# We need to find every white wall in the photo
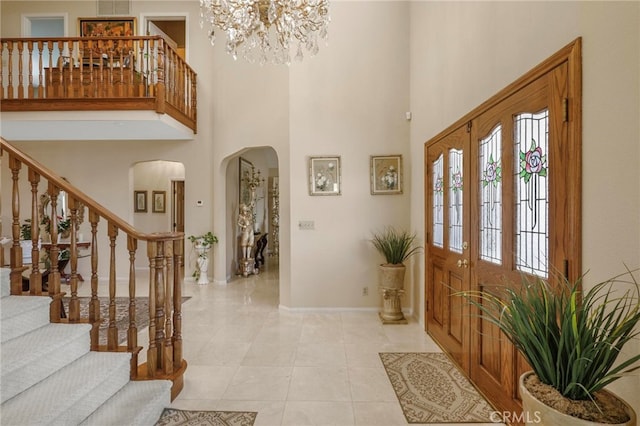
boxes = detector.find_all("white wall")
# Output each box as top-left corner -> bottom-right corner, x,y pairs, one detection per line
409,0 -> 640,410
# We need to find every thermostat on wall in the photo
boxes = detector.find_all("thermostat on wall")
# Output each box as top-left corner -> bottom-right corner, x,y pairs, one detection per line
196,200 -> 203,206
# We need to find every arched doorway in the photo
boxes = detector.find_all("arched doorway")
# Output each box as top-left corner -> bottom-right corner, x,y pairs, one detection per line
224,147 -> 279,282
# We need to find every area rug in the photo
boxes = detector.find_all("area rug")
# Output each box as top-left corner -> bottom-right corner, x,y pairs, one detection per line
379,352 -> 494,423
62,296 -> 190,346
155,408 -> 257,426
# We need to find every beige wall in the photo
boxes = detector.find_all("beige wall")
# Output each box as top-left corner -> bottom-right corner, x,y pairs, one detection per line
409,0 -> 640,408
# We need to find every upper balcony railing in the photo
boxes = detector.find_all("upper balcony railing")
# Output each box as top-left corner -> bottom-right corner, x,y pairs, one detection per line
0,36 -> 197,133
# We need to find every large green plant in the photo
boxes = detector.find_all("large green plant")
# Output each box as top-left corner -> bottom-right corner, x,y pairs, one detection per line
461,267 -> 640,401
371,227 -> 422,265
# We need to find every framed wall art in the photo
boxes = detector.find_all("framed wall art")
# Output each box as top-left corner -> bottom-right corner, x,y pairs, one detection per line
78,17 -> 136,37
309,156 -> 341,196
152,190 -> 166,213
370,154 -> 403,195
134,190 -> 147,212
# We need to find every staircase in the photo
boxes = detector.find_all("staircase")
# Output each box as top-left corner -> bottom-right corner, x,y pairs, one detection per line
0,267 -> 171,425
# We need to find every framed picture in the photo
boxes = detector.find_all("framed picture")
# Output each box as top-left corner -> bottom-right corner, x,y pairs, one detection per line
309,156 -> 341,196
370,155 -> 403,195
152,191 -> 166,213
78,17 -> 136,37
239,157 -> 253,206
134,190 -> 147,212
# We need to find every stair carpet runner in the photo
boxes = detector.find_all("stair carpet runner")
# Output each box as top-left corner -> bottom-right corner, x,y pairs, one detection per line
0,268 -> 171,425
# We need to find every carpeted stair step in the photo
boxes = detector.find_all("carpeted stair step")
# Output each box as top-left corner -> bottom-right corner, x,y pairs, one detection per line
81,380 -> 172,426
1,295 -> 51,342
0,351 -> 132,426
1,322 -> 92,403
1,267 -> 9,297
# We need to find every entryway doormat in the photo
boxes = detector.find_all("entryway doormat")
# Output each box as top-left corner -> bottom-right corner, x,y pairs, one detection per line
156,408 -> 257,426
379,352 -> 494,423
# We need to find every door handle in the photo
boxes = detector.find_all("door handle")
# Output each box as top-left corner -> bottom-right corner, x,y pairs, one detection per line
457,259 -> 469,268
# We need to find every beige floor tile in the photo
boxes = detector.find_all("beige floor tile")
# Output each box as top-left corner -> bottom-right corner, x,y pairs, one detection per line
223,366 -> 293,401
281,401 -> 355,426
288,366 -> 351,401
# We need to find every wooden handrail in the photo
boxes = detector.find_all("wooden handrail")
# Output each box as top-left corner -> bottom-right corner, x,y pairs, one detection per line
0,36 -> 197,133
0,137 -> 187,399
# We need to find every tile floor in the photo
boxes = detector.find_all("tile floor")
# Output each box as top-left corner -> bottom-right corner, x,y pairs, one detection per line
164,258 -> 502,426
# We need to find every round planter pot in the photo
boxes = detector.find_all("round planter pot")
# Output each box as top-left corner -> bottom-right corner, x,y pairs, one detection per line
378,264 -> 406,290
520,371 -> 637,426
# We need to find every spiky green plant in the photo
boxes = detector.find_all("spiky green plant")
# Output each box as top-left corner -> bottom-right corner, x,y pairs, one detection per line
371,227 -> 422,265
460,267 -> 640,401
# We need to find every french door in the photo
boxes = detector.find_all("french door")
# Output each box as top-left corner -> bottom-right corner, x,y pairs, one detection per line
425,39 -> 581,414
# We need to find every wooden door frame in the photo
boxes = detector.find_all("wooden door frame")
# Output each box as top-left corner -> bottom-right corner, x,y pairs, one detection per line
424,37 -> 582,412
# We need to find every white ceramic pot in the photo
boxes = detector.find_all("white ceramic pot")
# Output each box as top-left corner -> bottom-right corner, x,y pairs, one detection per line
519,371 -> 637,426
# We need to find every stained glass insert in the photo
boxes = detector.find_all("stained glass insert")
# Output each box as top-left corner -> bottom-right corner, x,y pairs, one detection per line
479,125 -> 502,264
432,153 -> 444,248
515,110 -> 549,278
449,149 -> 463,253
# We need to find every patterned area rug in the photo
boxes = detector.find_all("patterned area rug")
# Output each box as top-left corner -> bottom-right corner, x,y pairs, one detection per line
155,409 -> 257,426
62,296 -> 190,346
379,352 -> 494,423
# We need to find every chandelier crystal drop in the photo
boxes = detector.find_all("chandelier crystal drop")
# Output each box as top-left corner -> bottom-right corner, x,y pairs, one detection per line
199,0 -> 330,65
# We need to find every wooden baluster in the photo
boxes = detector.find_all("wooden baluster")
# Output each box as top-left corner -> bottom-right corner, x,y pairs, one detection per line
46,41 -> 54,98
68,197 -> 80,322
137,40 -> 145,96
28,169 -> 42,295
9,155 -> 22,294
107,222 -> 118,350
89,210 -> 100,350
0,41 -> 4,100
47,184 -> 61,296
127,235 -> 138,351
17,41 -> 24,99
155,39 -> 165,113
146,241 -> 158,377
154,240 -> 166,372
37,41 -> 44,99
7,41 -> 14,99
191,71 -> 198,132
27,41 -> 34,99
163,240 -> 174,375
172,238 -> 184,369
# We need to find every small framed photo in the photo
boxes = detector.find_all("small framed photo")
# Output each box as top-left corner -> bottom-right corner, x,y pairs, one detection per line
134,190 -> 147,212
152,190 -> 166,213
309,156 -> 341,196
370,155 -> 403,195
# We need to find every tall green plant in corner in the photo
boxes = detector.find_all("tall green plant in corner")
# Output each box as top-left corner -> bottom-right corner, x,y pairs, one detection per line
371,227 -> 421,265
460,266 -> 640,424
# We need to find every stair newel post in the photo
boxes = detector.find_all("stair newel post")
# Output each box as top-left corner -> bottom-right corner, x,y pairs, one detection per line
9,155 -> 23,295
68,198 -> 79,321
89,210 -> 100,350
154,240 -> 167,373
28,168 -> 42,294
127,235 -> 139,378
163,239 -> 174,375
172,237 -> 184,369
107,222 -> 119,350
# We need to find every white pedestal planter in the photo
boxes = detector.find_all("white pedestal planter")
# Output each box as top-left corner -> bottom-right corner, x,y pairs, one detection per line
195,245 -> 209,285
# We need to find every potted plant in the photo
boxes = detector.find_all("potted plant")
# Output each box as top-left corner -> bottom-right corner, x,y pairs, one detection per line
188,232 -> 218,285
461,268 -> 640,425
19,219 -> 39,264
371,227 -> 422,323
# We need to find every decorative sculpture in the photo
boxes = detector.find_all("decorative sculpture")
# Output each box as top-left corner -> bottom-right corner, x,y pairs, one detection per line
238,164 -> 263,277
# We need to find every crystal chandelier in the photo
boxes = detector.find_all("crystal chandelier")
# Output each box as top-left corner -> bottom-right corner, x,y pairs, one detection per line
199,0 -> 330,65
